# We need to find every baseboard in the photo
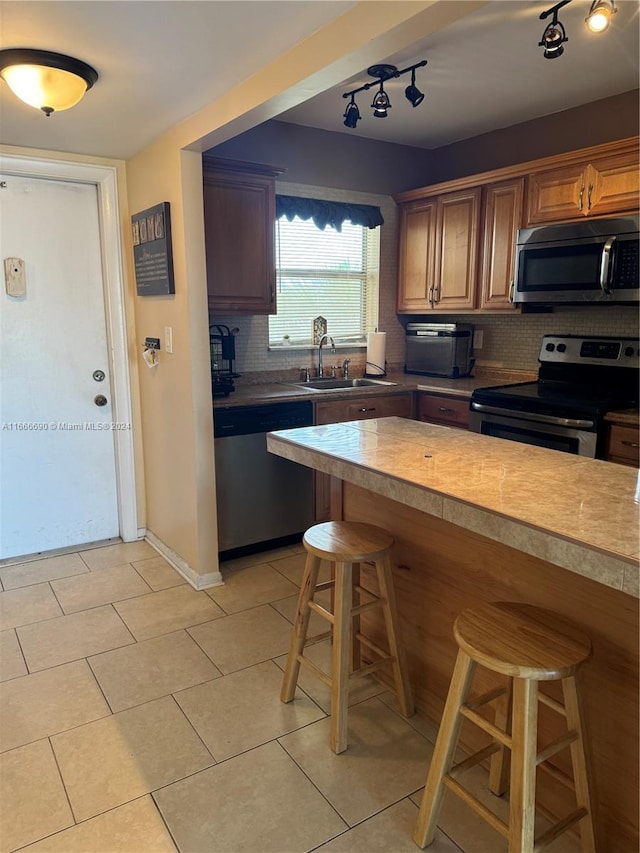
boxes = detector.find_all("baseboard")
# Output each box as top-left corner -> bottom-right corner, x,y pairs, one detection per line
144,530 -> 223,590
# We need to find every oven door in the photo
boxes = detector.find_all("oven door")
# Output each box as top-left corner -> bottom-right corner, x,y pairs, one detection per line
468,405 -> 598,457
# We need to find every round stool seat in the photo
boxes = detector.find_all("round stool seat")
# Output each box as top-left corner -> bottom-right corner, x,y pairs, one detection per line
454,601 -> 592,682
303,521 -> 394,563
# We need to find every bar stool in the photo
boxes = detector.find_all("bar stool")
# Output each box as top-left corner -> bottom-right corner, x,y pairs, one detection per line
280,521 -> 414,754
414,601 -> 597,853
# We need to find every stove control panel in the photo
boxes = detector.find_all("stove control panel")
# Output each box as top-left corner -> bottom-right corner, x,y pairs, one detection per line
539,335 -> 639,368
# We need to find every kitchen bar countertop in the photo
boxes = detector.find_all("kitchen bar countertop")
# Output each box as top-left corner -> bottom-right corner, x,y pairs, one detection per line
267,417 -> 639,597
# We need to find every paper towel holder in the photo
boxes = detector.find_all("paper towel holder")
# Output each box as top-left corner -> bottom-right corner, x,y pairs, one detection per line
365,362 -> 387,377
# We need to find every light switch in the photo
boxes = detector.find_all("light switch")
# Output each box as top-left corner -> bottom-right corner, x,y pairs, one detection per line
164,326 -> 173,354
4,258 -> 26,297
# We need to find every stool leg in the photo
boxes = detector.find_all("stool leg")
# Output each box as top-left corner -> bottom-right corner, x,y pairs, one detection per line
280,553 -> 322,703
489,677 -> 513,797
351,561 -> 361,674
562,675 -> 598,853
375,553 -> 414,717
414,650 -> 476,848
331,561 -> 352,754
509,677 -> 538,853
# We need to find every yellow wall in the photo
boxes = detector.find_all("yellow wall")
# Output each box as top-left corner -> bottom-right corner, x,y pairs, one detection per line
125,1 -> 487,582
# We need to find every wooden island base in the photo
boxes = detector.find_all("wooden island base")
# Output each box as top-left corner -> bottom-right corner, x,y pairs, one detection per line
335,480 -> 639,853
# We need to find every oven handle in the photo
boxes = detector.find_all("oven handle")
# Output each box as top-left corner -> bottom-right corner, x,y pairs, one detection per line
470,401 -> 595,429
599,236 -> 616,296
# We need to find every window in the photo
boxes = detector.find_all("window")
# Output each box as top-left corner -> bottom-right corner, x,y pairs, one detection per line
268,215 -> 379,347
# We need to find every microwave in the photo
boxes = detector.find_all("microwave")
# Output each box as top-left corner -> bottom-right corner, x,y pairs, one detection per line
513,215 -> 639,305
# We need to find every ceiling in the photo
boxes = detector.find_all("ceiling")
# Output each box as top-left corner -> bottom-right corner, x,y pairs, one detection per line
0,1 -> 638,161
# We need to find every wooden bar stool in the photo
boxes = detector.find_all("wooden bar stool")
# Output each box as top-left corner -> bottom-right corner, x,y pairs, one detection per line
414,602 -> 597,853
280,521 -> 414,754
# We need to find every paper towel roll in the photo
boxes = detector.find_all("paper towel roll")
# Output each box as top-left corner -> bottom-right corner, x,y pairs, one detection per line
366,332 -> 386,376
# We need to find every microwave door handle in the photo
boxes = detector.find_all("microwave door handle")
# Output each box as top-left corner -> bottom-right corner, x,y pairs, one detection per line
599,236 -> 616,296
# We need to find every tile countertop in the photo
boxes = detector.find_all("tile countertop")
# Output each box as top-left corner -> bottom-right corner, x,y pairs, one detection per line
212,369 -> 536,409
267,417 -> 640,598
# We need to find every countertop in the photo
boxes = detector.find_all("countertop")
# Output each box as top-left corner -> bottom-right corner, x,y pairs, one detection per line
604,408 -> 640,428
267,417 -> 639,597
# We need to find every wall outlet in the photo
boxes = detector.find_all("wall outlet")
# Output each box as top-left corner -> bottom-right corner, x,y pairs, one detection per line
473,330 -> 484,349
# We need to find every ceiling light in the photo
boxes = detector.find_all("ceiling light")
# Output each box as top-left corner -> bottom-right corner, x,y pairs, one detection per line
585,0 -> 617,32
0,49 -> 98,116
341,59 -> 427,128
404,69 -> 424,108
539,1 -> 571,58
343,95 -> 360,129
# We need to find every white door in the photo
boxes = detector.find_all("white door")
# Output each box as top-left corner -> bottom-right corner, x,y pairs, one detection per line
0,174 -> 120,558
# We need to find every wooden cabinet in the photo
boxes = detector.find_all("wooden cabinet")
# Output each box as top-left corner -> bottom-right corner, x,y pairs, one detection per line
203,158 -> 281,314
314,392 -> 413,520
397,201 -> 437,312
480,178 -> 524,309
525,149 -> 639,226
606,423 -> 640,468
417,392 -> 470,429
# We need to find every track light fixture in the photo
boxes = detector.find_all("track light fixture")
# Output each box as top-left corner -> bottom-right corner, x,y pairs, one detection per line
0,48 -> 98,115
341,59 -> 427,128
538,0 -> 617,58
585,0 -> 617,32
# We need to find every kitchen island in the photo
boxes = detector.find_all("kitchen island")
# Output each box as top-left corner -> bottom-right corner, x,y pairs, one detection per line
267,417 -> 639,852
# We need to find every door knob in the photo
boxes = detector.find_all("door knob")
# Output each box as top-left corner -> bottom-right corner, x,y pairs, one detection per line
94,395 -> 108,407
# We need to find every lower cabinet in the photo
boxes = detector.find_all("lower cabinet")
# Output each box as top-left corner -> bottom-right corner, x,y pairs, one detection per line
606,424 -> 640,468
417,392 -> 470,429
314,392 -> 413,520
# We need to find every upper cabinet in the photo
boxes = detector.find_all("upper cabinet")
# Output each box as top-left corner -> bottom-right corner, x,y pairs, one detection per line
203,158 -> 282,315
525,146 -> 639,226
395,137 -> 638,315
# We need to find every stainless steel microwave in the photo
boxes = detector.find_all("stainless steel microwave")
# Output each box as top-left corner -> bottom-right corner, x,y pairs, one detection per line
513,215 -> 639,305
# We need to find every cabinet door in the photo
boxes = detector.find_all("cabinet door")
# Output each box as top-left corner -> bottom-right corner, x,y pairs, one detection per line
397,200 -> 438,312
525,163 -> 588,225
479,179 -> 524,310
204,171 -> 276,314
433,188 -> 480,311
586,152 -> 640,218
417,393 -> 470,429
315,393 -> 412,426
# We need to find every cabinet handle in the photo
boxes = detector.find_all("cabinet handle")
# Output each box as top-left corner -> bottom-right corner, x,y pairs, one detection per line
428,286 -> 434,308
508,280 -> 515,303
587,183 -> 593,211
438,406 -> 454,413
433,286 -> 439,305
578,184 -> 584,210
359,407 -> 376,413
621,440 -> 640,448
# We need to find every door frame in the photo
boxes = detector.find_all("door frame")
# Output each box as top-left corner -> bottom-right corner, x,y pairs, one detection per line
0,151 -> 138,544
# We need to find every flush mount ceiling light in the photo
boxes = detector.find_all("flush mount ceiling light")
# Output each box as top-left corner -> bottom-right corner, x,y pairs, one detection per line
585,0 -> 617,32
0,48 -> 98,116
342,59 -> 427,128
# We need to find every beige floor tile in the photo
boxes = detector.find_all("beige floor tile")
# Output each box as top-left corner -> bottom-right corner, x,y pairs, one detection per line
269,551 -> 332,586
0,629 -> 27,681
0,660 -> 110,752
188,604 -> 294,674
279,696 -> 432,827
379,692 -> 441,744
175,659 -> 325,761
17,604 -> 134,672
51,564 -> 152,614
219,543 -> 301,573
270,587 -> 333,636
79,540 -> 157,571
131,555 -> 186,590
273,638 -> 387,714
51,695 -> 213,822
0,583 -> 63,630
20,796 -> 177,852
89,630 -> 221,712
0,552 -> 88,591
114,584 -> 224,641
154,740 -> 347,852
0,739 -> 74,851
316,798 -> 462,852
206,561 -> 299,614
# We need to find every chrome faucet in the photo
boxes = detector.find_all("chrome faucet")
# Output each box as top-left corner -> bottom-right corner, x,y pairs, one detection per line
342,358 -> 351,379
317,334 -> 335,378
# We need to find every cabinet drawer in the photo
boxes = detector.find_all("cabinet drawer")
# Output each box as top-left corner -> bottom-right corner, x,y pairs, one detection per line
418,394 -> 470,428
315,393 -> 412,426
606,424 -> 640,467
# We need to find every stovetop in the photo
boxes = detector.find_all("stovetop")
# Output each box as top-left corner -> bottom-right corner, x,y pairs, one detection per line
472,379 -> 638,419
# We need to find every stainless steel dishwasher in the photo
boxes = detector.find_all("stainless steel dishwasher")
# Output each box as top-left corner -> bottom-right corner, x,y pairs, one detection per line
213,401 -> 314,555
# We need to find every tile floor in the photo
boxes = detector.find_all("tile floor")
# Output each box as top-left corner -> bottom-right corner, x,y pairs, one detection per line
0,540 -> 581,853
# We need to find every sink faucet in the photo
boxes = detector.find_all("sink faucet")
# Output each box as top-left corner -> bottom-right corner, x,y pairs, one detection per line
342,358 -> 351,379
318,334 -> 335,378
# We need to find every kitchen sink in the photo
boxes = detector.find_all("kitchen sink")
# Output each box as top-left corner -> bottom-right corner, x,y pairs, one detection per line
286,378 -> 398,391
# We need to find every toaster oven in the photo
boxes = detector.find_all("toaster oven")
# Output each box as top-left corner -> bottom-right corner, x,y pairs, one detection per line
405,323 -> 474,378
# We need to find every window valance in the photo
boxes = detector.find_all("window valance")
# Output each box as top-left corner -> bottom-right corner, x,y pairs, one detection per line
276,195 -> 384,232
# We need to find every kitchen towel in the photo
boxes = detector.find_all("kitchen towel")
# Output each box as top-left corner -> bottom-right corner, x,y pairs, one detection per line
366,331 -> 386,376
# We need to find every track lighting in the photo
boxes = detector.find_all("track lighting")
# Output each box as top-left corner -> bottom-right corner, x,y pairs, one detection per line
0,48 -> 98,115
341,59 -> 427,128
585,0 -> 616,32
539,1 -> 570,59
